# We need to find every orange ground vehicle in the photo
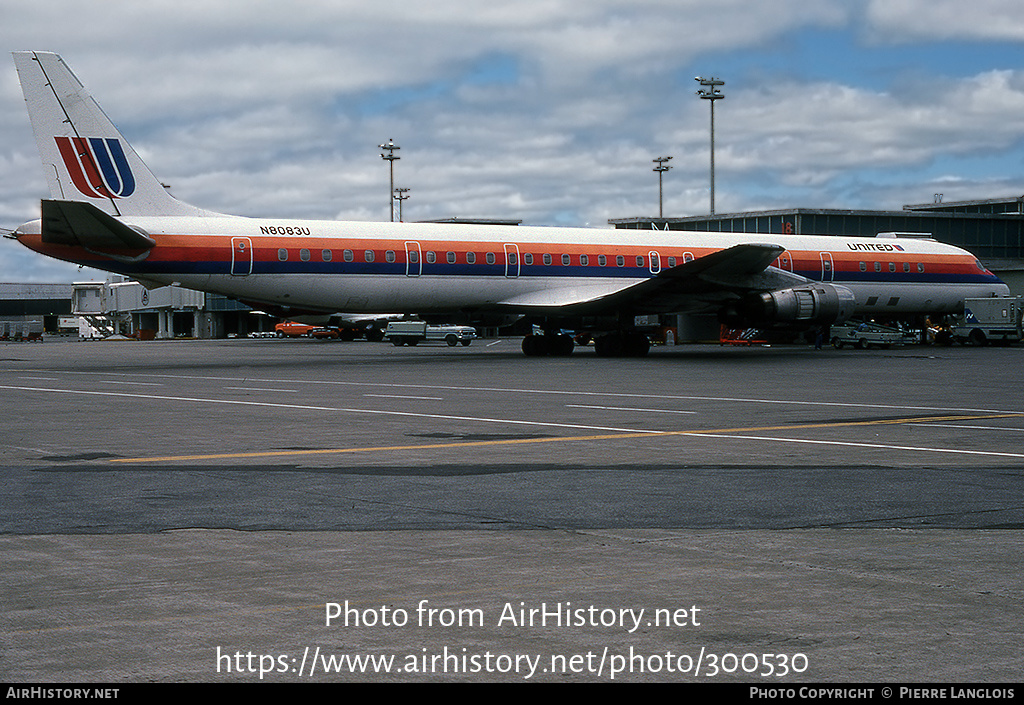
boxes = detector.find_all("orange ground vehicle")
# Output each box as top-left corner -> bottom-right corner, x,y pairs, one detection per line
274,321 -> 319,337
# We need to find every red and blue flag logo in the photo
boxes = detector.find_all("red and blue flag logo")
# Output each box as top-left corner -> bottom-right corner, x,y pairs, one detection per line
55,136 -> 136,199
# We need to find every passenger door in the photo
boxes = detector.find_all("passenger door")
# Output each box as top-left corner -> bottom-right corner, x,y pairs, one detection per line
231,237 -> 253,276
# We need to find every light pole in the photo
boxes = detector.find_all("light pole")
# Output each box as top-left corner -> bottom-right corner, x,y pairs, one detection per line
394,187 -> 410,222
379,139 -> 400,221
695,76 -> 724,215
652,156 -> 672,219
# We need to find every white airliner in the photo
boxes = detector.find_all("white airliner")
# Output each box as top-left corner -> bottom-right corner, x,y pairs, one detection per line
8,51 -> 1010,356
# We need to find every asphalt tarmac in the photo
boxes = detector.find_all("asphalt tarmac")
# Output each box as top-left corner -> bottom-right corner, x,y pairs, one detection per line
1,337 -> 1022,682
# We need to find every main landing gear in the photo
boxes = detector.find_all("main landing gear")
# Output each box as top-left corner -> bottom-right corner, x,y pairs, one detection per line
521,331 -> 650,357
522,332 -> 574,357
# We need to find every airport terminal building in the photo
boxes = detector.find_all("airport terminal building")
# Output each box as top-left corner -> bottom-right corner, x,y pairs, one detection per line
610,196 -> 1024,293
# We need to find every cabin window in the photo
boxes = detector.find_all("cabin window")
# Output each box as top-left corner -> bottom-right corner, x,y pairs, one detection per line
889,262 -> 896,273
300,249 -> 310,262
684,253 -> 694,263
409,250 -> 419,264
343,249 -> 354,262
278,248 -> 288,261
903,262 -> 910,273
447,251 -> 456,264
322,249 -> 332,262
616,255 -> 625,267
466,252 -> 476,264
508,253 -> 517,265
486,252 -> 496,265
385,250 -> 396,263
859,261 -> 866,272
667,257 -> 676,268
524,253 -> 533,265
874,262 -> 882,272
543,253 -> 552,265
598,255 -> 607,267
426,251 -> 436,264
917,263 -> 925,273
561,254 -> 571,266
365,250 -> 375,263
635,255 -> 644,267
580,254 -> 589,266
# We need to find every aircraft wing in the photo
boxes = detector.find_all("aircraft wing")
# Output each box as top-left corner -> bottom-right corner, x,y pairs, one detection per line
497,243 -> 806,315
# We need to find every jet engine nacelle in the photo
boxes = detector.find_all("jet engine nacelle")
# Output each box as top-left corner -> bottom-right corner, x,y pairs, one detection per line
740,283 -> 856,327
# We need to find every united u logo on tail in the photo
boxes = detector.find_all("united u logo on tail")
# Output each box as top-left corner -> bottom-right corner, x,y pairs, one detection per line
54,136 -> 136,199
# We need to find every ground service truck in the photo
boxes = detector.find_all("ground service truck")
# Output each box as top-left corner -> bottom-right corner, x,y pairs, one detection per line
951,297 -> 1023,345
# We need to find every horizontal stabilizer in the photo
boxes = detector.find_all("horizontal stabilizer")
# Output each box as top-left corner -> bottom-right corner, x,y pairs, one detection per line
41,199 -> 156,250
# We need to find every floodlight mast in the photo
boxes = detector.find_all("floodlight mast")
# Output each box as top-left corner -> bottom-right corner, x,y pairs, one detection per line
394,187 -> 410,222
652,156 -> 672,219
379,139 -> 400,222
695,77 -> 724,215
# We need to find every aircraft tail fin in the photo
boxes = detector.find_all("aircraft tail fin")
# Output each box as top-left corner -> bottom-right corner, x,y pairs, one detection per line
13,51 -> 216,218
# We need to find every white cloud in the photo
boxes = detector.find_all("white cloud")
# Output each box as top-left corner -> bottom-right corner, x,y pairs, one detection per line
866,0 -> 1024,41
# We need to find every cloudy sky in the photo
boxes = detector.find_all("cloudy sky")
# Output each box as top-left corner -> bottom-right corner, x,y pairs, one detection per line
2,0 -> 1024,282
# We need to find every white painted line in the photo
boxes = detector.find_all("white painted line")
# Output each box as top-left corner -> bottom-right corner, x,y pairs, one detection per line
224,387 -> 298,393
0,384 -> 665,435
24,369 -> 1022,415
567,404 -> 697,415
17,376 -> 59,381
100,380 -> 164,386
364,394 -> 444,401
909,423 -> 1024,432
683,432 -> 1024,459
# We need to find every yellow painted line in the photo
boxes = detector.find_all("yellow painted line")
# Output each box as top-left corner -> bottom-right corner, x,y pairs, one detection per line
110,412 -> 1024,464
110,432 -> 663,463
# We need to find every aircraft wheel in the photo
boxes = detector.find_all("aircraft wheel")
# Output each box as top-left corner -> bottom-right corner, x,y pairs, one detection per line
522,334 -> 546,357
551,333 -> 574,357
